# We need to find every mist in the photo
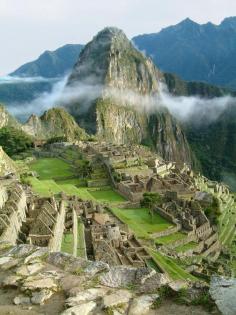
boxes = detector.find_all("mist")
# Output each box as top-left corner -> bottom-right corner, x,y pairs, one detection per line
5,73 -> 236,126
0,75 -> 56,84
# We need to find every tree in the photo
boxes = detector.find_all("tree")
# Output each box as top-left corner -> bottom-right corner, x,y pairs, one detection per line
141,192 -> 162,221
0,127 -> 33,157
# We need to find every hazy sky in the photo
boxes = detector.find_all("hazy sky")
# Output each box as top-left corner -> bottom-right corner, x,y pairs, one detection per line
0,0 -> 236,75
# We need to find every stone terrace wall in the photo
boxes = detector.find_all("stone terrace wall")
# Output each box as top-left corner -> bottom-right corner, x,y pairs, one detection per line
0,184 -> 27,244
0,185 -> 8,209
48,200 -> 66,252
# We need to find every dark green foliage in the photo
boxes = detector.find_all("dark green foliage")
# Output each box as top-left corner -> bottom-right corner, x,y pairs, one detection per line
0,127 -> 33,156
141,192 -> 162,208
204,197 -> 221,225
75,160 -> 92,178
46,136 -> 67,144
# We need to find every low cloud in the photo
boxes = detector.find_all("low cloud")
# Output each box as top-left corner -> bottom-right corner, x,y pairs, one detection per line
5,74 -> 236,126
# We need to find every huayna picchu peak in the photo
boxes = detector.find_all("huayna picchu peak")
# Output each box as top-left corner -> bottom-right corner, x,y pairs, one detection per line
65,27 -> 192,166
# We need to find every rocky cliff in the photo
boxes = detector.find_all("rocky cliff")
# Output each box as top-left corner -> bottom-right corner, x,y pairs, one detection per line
23,107 -> 87,141
0,104 -> 21,129
0,146 -> 17,176
65,27 -> 192,166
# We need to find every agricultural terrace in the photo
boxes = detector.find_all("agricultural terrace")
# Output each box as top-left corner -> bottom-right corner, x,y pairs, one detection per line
30,158 -> 74,180
147,249 -> 197,281
110,207 -> 173,239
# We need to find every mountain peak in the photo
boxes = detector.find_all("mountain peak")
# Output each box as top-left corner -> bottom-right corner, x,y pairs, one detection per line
221,16 -> 236,29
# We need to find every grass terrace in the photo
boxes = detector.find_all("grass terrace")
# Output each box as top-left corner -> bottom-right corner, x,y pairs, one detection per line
30,158 -> 74,180
110,207 -> 174,239
175,241 -> 199,253
61,233 -> 74,255
89,187 -> 126,203
147,248 -> 197,281
26,177 -> 62,197
155,232 -> 186,245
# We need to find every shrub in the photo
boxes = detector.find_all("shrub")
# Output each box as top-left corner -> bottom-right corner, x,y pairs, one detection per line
0,127 -> 33,156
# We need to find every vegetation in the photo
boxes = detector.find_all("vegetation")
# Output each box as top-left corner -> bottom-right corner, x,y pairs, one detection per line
111,207 -> 173,239
204,196 -> 221,225
147,248 -> 197,281
89,188 -> 126,203
0,126 -> 33,157
30,158 -> 74,180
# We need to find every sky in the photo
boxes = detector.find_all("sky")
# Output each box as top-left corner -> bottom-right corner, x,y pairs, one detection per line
0,0 -> 236,75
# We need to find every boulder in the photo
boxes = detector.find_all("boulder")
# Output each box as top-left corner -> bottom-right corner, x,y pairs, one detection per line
102,289 -> 133,308
22,274 -> 58,291
60,301 -> 96,315
31,289 -> 53,305
210,276 -> 236,315
2,275 -> 22,287
24,247 -> 49,263
128,294 -> 159,315
100,266 -> 137,288
84,261 -> 109,277
7,244 -> 36,258
66,288 -> 109,307
14,295 -> 31,305
16,262 -> 45,276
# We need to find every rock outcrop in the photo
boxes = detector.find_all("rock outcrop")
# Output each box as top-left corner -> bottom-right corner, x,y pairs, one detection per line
23,107 -> 87,141
65,27 -> 192,166
0,104 -> 21,129
0,146 -> 17,176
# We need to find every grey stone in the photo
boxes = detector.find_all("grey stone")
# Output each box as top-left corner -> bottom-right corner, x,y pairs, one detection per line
66,288 -> 109,307
1,258 -> 19,270
102,289 -> 133,308
84,261 -> 109,276
7,244 -> 36,258
16,262 -> 45,276
210,276 -> 236,315
60,301 -> 96,315
24,247 -> 49,263
22,274 -> 58,291
31,289 -> 53,305
138,273 -> 170,293
14,295 -> 31,305
100,266 -> 137,288
2,275 -> 22,287
128,294 -> 159,315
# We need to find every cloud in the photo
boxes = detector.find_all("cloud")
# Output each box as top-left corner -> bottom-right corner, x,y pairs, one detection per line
6,73 -> 235,127
0,75 -> 56,84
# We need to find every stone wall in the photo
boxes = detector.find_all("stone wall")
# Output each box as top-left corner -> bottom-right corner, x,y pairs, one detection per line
0,184 -> 27,244
48,200 -> 66,252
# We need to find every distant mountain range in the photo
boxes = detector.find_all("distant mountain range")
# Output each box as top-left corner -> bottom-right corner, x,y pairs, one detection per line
133,17 -> 236,90
11,44 -> 83,78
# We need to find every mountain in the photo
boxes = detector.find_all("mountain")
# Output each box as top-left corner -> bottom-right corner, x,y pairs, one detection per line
133,17 -> 236,90
22,107 -> 87,141
65,27 -> 192,165
10,44 -> 83,78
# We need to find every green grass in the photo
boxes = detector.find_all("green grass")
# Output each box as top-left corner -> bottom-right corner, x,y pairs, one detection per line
61,233 -> 74,255
147,248 -> 197,281
27,177 -> 62,197
77,219 -> 86,258
89,188 -> 126,203
155,232 -> 186,245
58,185 -> 95,201
30,158 -> 74,180
110,207 -> 173,239
56,178 -> 87,186
175,242 -> 198,253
